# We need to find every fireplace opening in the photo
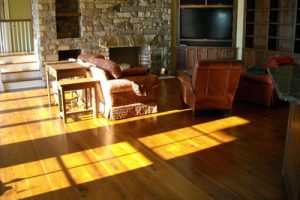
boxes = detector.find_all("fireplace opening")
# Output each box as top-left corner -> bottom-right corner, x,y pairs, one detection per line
58,49 -> 81,61
109,46 -> 151,68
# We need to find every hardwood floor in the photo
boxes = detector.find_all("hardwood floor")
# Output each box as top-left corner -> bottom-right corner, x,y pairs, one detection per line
0,78 -> 288,199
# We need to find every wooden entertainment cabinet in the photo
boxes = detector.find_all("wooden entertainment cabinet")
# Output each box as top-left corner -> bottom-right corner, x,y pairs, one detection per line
176,0 -> 237,72
244,0 -> 300,67
176,46 -> 236,71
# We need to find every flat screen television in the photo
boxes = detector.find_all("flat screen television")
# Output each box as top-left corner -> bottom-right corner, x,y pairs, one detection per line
180,8 -> 233,40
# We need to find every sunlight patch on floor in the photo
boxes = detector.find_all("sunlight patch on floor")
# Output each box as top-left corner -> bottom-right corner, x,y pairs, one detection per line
0,108 -> 191,147
138,116 -> 249,160
0,142 -> 152,199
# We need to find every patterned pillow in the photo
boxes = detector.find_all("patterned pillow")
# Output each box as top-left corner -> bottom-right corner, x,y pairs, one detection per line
87,57 -> 122,79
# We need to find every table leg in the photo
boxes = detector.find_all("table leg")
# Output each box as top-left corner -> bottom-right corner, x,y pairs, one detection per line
46,66 -> 51,105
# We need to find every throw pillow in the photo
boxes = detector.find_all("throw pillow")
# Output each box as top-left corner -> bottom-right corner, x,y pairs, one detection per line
263,56 -> 295,69
88,57 -> 122,79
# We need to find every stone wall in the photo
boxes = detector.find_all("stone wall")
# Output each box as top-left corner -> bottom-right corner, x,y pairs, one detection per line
31,0 -> 171,78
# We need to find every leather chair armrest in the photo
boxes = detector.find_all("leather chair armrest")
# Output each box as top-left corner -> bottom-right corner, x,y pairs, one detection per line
104,79 -> 135,94
121,67 -> 150,77
177,73 -> 192,90
103,75 -> 158,97
241,71 -> 273,85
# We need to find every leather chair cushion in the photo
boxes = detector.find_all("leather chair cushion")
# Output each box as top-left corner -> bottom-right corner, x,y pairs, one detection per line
122,67 -> 149,76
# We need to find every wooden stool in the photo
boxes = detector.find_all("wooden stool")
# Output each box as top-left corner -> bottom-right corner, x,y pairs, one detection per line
57,78 -> 99,123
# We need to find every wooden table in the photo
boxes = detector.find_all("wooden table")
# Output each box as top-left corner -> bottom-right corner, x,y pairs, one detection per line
57,78 -> 99,123
45,61 -> 89,105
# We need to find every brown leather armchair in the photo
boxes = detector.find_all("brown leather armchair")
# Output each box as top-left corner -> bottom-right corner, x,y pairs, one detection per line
78,54 -> 159,120
238,55 -> 294,107
178,60 -> 243,115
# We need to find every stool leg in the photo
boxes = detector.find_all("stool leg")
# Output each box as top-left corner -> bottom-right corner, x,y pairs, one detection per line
92,87 -> 98,117
58,86 -> 62,115
61,88 -> 67,123
84,88 -> 88,109
89,87 -> 92,108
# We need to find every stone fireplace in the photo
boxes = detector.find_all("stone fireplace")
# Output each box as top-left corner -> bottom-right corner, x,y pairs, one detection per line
31,0 -> 171,82
98,35 -> 157,68
109,46 -> 151,68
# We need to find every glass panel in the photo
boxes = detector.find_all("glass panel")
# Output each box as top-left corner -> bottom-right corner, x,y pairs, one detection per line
296,26 -> 300,38
247,0 -> 255,9
268,38 -> 277,50
269,11 -> 279,23
294,40 -> 300,53
269,24 -> 278,37
180,0 -> 205,5
297,11 -> 300,23
245,37 -> 254,48
207,0 -> 233,5
246,11 -> 255,22
246,24 -> 254,35
270,0 -> 279,9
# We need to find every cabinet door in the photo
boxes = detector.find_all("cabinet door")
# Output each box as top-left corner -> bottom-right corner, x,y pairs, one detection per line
224,48 -> 236,59
176,47 -> 187,71
243,49 -> 267,67
186,47 -> 197,71
207,48 -> 218,60
176,47 -> 236,72
196,48 -> 208,61
243,49 -> 255,67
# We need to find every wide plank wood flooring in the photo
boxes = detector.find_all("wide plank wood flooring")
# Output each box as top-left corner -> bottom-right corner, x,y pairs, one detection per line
0,78 -> 288,199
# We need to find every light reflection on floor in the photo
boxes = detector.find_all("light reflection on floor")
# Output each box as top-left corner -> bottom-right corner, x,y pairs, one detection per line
138,116 -> 249,160
0,142 -> 152,199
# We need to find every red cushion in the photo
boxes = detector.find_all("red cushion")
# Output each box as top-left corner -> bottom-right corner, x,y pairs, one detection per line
263,56 -> 295,69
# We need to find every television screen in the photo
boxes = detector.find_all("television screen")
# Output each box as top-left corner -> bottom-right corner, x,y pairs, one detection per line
180,8 -> 233,40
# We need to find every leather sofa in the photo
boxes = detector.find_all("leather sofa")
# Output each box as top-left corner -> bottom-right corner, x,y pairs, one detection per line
177,60 -> 243,115
238,55 -> 294,107
78,54 -> 159,120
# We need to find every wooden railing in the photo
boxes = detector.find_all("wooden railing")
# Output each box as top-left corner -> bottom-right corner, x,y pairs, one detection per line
0,19 -> 33,54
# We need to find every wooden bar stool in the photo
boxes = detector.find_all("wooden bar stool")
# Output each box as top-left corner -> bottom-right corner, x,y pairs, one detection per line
57,78 -> 99,123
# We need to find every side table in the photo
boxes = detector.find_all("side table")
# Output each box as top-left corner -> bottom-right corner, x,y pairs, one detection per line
45,61 -> 90,105
57,78 -> 99,123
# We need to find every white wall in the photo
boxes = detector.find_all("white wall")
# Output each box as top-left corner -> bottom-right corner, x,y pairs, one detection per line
236,0 -> 245,60
0,0 -> 4,19
8,0 -> 32,19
